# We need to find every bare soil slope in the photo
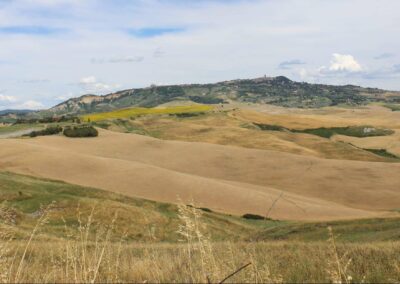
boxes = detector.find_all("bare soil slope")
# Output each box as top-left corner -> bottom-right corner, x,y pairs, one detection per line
0,129 -> 399,220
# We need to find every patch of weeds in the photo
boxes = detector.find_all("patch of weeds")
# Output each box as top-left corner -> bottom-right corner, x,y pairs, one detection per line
384,104 -> 400,111
364,148 -> 399,159
293,126 -> 394,138
254,123 -> 287,131
254,123 -> 394,138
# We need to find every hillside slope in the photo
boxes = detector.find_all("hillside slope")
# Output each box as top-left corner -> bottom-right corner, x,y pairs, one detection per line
1,171 -> 399,243
0,129 -> 399,221
0,171 -> 269,241
37,76 -> 400,116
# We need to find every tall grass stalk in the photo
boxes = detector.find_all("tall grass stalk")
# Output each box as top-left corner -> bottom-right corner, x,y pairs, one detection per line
0,203 -> 399,283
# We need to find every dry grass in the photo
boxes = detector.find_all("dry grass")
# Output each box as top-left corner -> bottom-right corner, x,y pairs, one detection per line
2,128 -> 400,220
1,240 -> 400,283
97,109 -> 397,162
0,203 -> 399,283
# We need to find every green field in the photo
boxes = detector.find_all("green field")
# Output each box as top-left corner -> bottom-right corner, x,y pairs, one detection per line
384,104 -> 400,111
81,105 -> 214,122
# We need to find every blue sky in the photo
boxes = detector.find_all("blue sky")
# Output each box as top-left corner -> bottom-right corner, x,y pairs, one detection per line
0,25 -> 65,35
0,0 -> 399,110
127,27 -> 185,38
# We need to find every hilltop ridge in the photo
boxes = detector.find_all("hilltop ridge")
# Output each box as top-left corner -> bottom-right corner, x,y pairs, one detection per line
32,76 -> 400,117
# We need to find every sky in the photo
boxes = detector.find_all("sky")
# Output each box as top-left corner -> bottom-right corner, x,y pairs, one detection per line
0,0 -> 399,110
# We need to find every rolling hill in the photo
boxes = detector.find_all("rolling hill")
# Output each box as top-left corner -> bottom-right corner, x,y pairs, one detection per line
1,171 -> 399,243
32,76 -> 400,117
1,77 -> 400,283
1,128 -> 399,221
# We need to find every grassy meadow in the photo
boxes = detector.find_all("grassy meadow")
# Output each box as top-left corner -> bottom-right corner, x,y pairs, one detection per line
1,172 -> 400,282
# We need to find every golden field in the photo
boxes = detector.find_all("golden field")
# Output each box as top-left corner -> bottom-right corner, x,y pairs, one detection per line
0,172 -> 399,283
2,240 -> 400,283
1,104 -> 400,221
1,103 -> 400,282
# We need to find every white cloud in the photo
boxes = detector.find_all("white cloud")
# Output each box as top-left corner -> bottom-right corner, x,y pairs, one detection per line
79,76 -> 120,94
0,93 -> 43,110
22,78 -> 50,83
0,94 -> 17,102
55,92 -> 74,101
298,68 -> 311,81
328,53 -> 363,73
16,100 -> 44,109
91,56 -> 144,64
153,47 -> 165,58
297,53 -> 364,82
80,76 -> 97,85
1,0 -> 400,108
297,53 -> 400,85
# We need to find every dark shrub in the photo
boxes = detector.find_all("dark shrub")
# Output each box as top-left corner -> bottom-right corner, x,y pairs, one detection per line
254,123 -> 286,131
189,96 -> 225,104
293,126 -> 394,138
364,148 -> 399,159
26,126 -> 63,137
242,213 -> 266,220
199,207 -> 213,213
174,112 -> 205,118
63,126 -> 98,138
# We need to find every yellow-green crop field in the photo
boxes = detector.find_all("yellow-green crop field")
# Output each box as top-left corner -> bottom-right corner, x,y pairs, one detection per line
81,105 -> 214,122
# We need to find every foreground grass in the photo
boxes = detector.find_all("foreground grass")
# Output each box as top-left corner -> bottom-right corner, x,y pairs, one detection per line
1,172 -> 400,282
81,105 -> 213,122
1,240 -> 399,283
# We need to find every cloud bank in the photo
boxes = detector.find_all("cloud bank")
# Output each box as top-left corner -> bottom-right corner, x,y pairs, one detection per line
0,0 -> 399,109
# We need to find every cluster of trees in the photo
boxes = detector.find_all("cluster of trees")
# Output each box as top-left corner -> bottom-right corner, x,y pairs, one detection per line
63,126 -> 98,137
25,125 -> 98,138
25,126 -> 63,137
15,115 -> 80,125
242,213 -> 270,220
189,96 -> 225,104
